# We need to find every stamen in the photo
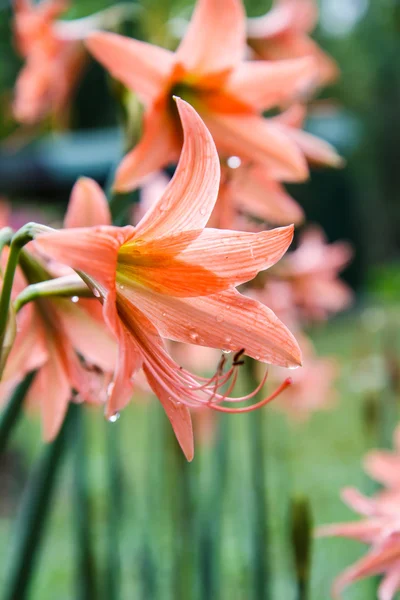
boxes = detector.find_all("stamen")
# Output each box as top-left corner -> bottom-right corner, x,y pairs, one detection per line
207,377 -> 292,413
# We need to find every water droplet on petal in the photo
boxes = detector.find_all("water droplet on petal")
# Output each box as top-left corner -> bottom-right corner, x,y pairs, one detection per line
227,156 -> 241,169
93,288 -> 101,298
216,315 -> 224,323
222,349 -> 232,355
176,401 -> 182,406
119,284 -> 125,290
108,412 -> 120,423
254,355 -> 260,360
162,312 -> 167,317
107,382 -> 115,396
288,364 -> 300,370
71,296 -> 79,303
199,207 -> 207,216
190,332 -> 199,342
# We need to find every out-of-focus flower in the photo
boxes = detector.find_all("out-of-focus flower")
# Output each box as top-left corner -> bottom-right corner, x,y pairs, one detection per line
275,226 -> 353,320
0,178 -> 116,440
13,0 -> 86,124
247,0 -> 339,88
35,99 -> 301,460
86,0 -> 342,192
317,483 -> 400,599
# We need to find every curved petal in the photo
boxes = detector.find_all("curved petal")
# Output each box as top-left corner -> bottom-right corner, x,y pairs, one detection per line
231,167 -> 304,225
280,125 -> 344,168
225,57 -> 317,111
316,519 -> 387,544
176,0 -> 246,78
114,103 -> 179,192
364,452 -> 400,488
177,225 -> 294,284
64,177 -> 111,227
123,286 -> 302,367
378,565 -> 400,600
133,98 -> 220,239
205,112 -> 309,182
85,32 -> 175,105
35,225 -> 134,291
143,362 -> 194,461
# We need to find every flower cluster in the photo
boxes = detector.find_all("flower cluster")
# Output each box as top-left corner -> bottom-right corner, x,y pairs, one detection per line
2,0 -> 353,459
318,426 -> 400,599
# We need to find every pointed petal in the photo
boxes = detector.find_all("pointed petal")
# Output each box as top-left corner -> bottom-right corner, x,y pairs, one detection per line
364,451 -> 400,488
123,286 -> 302,367
85,32 -> 175,105
205,112 -> 309,181
64,177 -> 111,227
232,167 -> 304,225
114,104 -> 179,192
176,0 -> 245,78
316,519 -> 388,544
225,57 -> 318,111
35,225 -> 134,290
143,362 -> 194,461
378,566 -> 400,600
133,98 -> 220,239
177,225 -> 294,284
280,125 -> 344,168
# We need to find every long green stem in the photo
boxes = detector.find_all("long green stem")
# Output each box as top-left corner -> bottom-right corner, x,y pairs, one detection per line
3,403 -> 76,600
0,372 -> 36,456
0,223 -> 53,346
14,276 -> 94,313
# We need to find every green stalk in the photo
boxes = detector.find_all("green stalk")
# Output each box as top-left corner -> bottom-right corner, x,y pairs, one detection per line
14,276 -> 94,313
0,372 -> 36,456
3,403 -> 76,600
72,406 -> 98,600
290,498 -> 312,600
104,420 -> 123,600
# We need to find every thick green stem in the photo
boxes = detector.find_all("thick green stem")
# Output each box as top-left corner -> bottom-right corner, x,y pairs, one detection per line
0,223 -> 53,347
3,403 -> 76,600
14,275 -> 94,313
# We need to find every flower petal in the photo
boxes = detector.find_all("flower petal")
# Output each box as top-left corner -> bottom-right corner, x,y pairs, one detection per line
114,103 -> 180,192
225,57 -> 317,111
176,0 -> 245,78
177,225 -> 294,285
204,112 -> 308,181
123,286 -> 302,367
85,31 -> 175,105
64,177 -> 111,227
231,166 -> 304,225
133,98 -> 220,239
143,362 -> 194,461
35,225 -> 134,290
378,565 -> 400,600
279,125 -> 344,168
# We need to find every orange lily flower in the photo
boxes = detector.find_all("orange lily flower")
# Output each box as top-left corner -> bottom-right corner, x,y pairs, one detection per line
247,0 -> 339,88
35,99 -> 302,460
85,0 -> 341,192
1,177 -> 117,440
13,0 -> 86,124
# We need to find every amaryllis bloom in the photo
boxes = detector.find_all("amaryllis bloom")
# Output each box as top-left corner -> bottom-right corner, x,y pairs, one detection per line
1,177 -> 116,439
317,486 -> 400,599
35,99 -> 302,460
86,0 -> 341,192
275,226 -> 353,320
247,0 -> 339,88
13,0 -> 86,124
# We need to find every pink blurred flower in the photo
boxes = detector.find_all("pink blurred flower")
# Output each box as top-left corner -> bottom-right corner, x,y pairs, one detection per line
247,0 -> 339,88
1,178 -> 117,440
364,426 -> 400,490
35,100 -> 301,460
275,226 -> 353,320
317,486 -> 400,599
12,0 -> 87,125
86,0 -> 341,192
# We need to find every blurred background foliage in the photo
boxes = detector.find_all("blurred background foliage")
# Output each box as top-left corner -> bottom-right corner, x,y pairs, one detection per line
0,0 -> 400,599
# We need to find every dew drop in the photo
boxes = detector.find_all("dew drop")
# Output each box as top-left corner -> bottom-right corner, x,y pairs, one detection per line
71,296 -> 79,303
190,332 -> 199,342
227,156 -> 241,169
119,284 -> 125,290
216,315 -> 224,323
199,207 -> 207,216
108,412 -> 120,423
93,288 -> 101,298
288,364 -> 300,370
162,312 -> 167,317
176,401 -> 182,406
107,382 -> 115,396
222,349 -> 232,355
